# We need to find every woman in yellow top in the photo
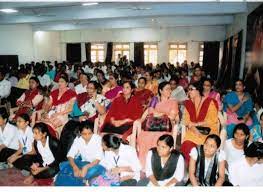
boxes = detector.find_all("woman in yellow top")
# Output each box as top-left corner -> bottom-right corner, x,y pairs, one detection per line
145,71 -> 159,96
181,82 -> 219,166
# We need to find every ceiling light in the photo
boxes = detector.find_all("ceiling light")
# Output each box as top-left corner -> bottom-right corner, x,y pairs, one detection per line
82,2 -> 98,6
0,9 -> 18,13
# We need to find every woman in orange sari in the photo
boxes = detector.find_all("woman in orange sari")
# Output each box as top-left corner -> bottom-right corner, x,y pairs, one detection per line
181,82 -> 219,166
41,73 -> 76,137
145,71 -> 158,96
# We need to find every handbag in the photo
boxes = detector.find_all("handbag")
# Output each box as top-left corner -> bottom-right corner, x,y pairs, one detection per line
143,114 -> 172,132
196,126 -> 211,135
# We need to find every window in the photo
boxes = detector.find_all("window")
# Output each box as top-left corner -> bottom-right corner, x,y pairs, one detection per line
114,43 -> 130,61
199,43 -> 204,66
144,43 -> 158,65
169,43 -> 187,65
91,44 -> 105,63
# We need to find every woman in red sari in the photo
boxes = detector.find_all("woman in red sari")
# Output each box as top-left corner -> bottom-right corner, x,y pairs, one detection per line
181,82 -> 219,166
12,77 -> 44,121
134,77 -> 154,110
100,81 -> 143,141
41,73 -> 76,137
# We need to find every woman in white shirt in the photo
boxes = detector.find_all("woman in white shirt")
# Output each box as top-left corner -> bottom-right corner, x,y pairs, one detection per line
100,133 -> 141,186
224,123 -> 250,166
0,107 -> 19,162
6,114 -> 35,171
55,121 -> 105,186
189,134 -> 227,186
138,134 -> 185,186
24,122 -> 59,184
229,142 -> 263,186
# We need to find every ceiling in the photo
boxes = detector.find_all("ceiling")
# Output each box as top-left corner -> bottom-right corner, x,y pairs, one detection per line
0,1 -> 259,31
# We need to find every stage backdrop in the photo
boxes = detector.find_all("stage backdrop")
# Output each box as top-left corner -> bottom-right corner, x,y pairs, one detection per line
244,3 -> 263,103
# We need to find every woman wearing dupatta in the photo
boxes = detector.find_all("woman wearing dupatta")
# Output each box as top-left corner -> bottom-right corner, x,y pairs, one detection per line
100,81 -> 143,141
41,73 -> 76,137
181,82 -> 219,166
12,77 -> 44,121
223,80 -> 254,139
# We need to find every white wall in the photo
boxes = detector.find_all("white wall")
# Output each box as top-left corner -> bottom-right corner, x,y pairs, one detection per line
60,26 -> 226,64
33,31 -> 61,62
0,24 -> 34,64
0,24 -> 61,64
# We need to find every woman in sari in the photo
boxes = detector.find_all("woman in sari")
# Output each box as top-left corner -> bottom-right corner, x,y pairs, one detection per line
100,81 -> 143,141
181,82 -> 219,166
79,81 -> 110,123
105,73 -> 123,101
12,77 -> 44,121
131,81 -> 179,169
41,73 -> 76,137
134,77 -> 153,110
202,78 -> 221,110
145,71 -> 158,96
223,79 -> 254,139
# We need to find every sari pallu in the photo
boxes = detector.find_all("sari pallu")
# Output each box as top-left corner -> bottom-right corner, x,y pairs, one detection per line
134,89 -> 153,108
14,88 -> 43,120
223,92 -> 254,138
100,94 -> 143,140
43,89 -> 77,135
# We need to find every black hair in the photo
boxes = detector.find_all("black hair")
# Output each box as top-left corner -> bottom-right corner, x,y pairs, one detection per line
233,123 -> 250,150
205,134 -> 221,148
189,81 -> 204,96
29,76 -> 40,86
80,72 -> 90,81
244,142 -> 263,159
79,121 -> 94,133
158,134 -> 174,148
89,81 -> 102,91
59,73 -> 69,83
109,73 -> 119,81
170,76 -> 179,84
138,77 -> 147,84
0,107 -> 9,120
158,81 -> 170,96
17,113 -> 30,123
203,78 -> 214,87
102,134 -> 122,150
33,122 -> 50,138
123,80 -> 136,89
260,111 -> 263,120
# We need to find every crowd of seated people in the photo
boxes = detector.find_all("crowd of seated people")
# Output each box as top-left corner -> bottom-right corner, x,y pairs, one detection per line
0,58 -> 262,187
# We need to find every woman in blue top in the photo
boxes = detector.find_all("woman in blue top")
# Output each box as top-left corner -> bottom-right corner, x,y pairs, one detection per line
223,79 -> 254,139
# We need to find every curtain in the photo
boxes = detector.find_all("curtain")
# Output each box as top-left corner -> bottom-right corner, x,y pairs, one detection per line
134,42 -> 144,66
105,42 -> 113,65
231,30 -> 243,82
85,43 -> 91,63
202,41 -> 220,80
66,43 -> 81,63
216,40 -> 228,88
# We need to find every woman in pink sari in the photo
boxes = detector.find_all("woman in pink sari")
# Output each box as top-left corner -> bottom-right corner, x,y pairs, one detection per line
202,78 -> 221,110
104,73 -> 122,100
41,73 -> 76,137
131,81 -> 179,170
